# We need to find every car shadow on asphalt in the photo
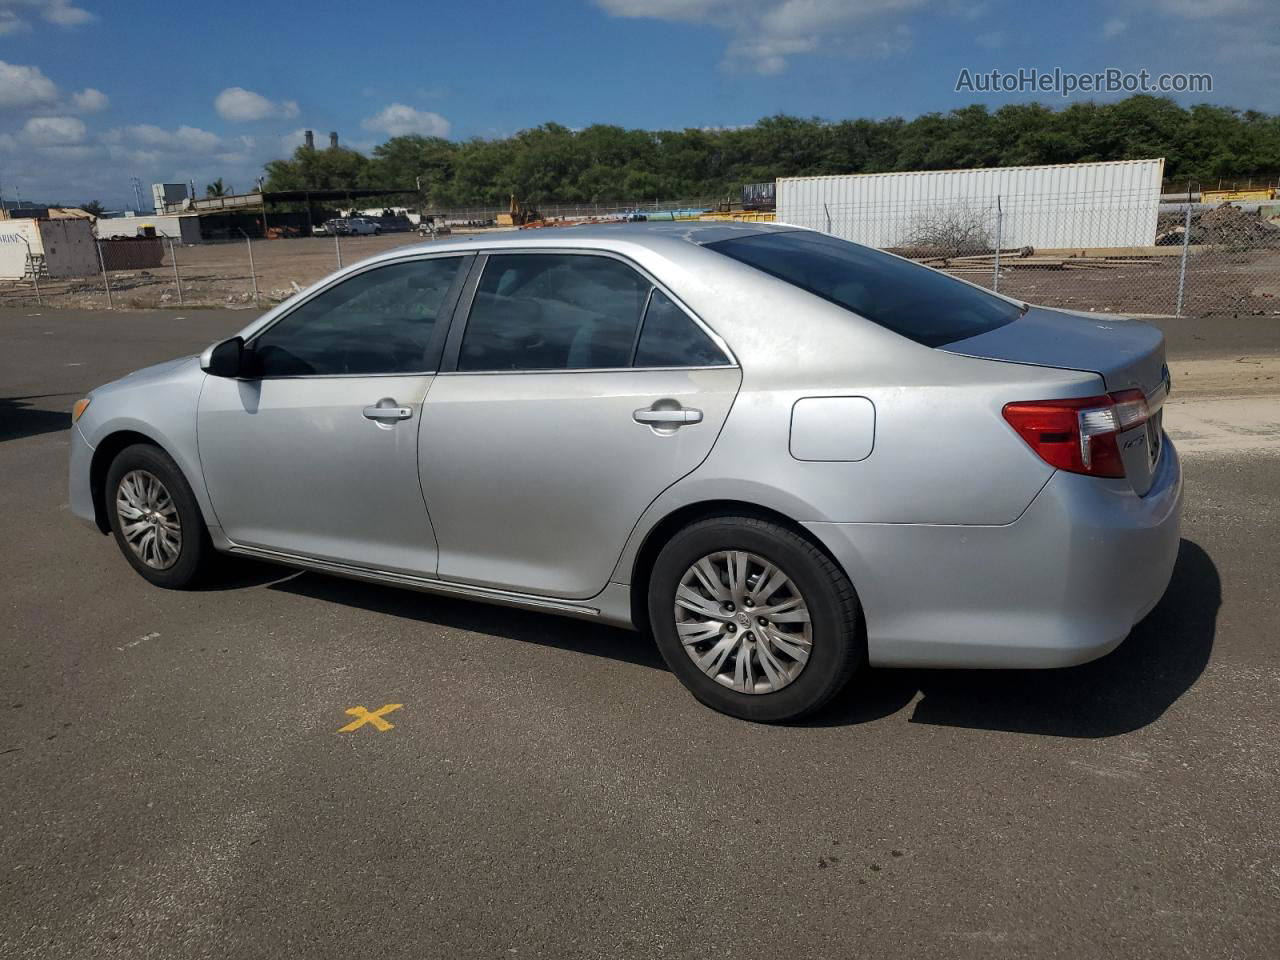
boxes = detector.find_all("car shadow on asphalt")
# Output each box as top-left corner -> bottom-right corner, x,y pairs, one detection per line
264,538 -> 1217,737
270,572 -> 666,671
194,558 -> 307,592
0,396 -> 71,442
810,538 -> 1220,737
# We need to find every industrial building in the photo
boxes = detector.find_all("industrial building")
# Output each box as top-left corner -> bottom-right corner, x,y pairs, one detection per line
95,213 -> 202,243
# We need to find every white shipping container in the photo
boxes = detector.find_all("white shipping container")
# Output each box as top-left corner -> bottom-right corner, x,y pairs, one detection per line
776,159 -> 1165,250
0,218 -> 99,279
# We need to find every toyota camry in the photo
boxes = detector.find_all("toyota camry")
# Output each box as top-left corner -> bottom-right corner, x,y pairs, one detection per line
68,223 -> 1181,722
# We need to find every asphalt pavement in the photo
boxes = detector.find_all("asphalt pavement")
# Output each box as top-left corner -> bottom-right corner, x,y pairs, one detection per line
2,308 -> 1278,959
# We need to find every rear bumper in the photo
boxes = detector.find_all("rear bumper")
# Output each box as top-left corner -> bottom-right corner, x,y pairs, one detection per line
806,437 -> 1183,669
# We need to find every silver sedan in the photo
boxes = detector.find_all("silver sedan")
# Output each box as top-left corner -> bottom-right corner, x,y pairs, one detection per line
68,223 -> 1182,721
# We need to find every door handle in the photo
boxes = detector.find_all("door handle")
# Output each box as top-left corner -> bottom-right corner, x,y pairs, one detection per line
363,400 -> 413,421
633,406 -> 703,426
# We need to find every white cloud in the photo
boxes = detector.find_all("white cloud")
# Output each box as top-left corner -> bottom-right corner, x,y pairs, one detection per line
0,0 -> 93,30
22,114 -> 85,145
278,128 -> 305,155
1102,18 -> 1126,38
214,86 -> 300,122
104,123 -> 223,153
42,0 -> 92,25
1125,0 -> 1279,106
0,10 -> 28,33
594,0 -> 929,73
5,115 -> 272,210
70,87 -> 108,111
0,60 -> 58,108
361,103 -> 451,137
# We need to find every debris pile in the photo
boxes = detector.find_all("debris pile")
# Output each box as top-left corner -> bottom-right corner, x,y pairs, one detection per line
1157,202 -> 1280,247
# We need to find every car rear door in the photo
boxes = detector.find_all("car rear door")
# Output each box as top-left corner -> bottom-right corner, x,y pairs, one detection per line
197,254 -> 469,574
418,251 -> 741,599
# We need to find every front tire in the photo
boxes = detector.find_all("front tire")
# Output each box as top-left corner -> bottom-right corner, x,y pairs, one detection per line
105,443 -> 215,589
647,516 -> 864,723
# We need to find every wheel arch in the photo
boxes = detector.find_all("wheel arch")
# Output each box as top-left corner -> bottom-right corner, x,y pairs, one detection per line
88,429 -> 174,533
626,499 -> 857,636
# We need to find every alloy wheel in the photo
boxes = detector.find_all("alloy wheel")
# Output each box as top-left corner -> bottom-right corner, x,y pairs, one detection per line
115,469 -> 182,570
673,550 -> 812,694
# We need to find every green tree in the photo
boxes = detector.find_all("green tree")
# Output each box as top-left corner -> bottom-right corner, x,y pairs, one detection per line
205,178 -> 231,198
254,96 -> 1280,207
362,135 -> 458,205
264,146 -> 368,192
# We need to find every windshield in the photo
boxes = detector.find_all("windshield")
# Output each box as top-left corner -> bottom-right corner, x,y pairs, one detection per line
708,230 -> 1021,347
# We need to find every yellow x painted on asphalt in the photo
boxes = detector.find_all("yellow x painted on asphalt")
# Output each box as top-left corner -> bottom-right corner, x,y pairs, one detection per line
338,703 -> 403,733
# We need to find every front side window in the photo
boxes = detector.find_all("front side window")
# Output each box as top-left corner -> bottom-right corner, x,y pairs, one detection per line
709,230 -> 1020,347
458,254 -> 650,371
252,257 -> 463,376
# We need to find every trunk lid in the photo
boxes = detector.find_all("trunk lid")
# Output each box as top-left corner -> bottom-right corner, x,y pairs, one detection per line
943,306 -> 1170,495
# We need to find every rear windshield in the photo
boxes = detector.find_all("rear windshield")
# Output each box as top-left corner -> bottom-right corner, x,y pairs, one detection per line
708,230 -> 1021,347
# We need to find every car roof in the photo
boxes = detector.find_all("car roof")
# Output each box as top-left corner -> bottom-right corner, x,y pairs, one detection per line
373,220 -> 799,259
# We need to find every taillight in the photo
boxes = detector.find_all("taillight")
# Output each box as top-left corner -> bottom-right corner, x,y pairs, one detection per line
1002,389 -> 1150,478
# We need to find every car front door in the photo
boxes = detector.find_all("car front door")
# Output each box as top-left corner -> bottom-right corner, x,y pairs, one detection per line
197,254 -> 469,574
419,251 -> 741,599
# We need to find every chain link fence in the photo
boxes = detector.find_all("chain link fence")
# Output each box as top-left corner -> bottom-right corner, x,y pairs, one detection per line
780,187 -> 1280,318
6,187 -> 1279,317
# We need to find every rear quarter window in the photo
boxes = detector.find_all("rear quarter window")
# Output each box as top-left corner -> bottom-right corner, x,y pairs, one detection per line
708,230 -> 1020,347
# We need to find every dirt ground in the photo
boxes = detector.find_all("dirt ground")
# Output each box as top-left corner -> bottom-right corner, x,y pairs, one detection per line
990,249 -> 1280,319
0,232 -> 490,310
3,230 -> 1279,320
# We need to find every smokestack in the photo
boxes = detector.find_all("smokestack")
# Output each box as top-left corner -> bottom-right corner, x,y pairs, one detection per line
304,130 -> 314,149
329,131 -> 339,149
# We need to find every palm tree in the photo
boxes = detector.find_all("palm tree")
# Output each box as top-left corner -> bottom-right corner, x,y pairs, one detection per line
205,178 -> 232,198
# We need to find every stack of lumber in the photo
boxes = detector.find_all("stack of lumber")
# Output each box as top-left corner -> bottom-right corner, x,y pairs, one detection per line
912,249 -> 1162,273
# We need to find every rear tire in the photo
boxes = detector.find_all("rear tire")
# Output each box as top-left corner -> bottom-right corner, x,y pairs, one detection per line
647,516 -> 863,723
105,443 -> 215,589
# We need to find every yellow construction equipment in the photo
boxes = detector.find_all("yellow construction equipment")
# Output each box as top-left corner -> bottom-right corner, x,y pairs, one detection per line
496,194 -> 540,227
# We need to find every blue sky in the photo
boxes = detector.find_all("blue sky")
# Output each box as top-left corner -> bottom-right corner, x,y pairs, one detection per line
0,0 -> 1274,208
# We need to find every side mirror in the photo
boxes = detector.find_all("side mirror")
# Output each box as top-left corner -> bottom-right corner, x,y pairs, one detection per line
200,336 -> 248,377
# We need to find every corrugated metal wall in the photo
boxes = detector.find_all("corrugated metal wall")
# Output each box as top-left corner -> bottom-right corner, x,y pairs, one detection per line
776,159 -> 1165,250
